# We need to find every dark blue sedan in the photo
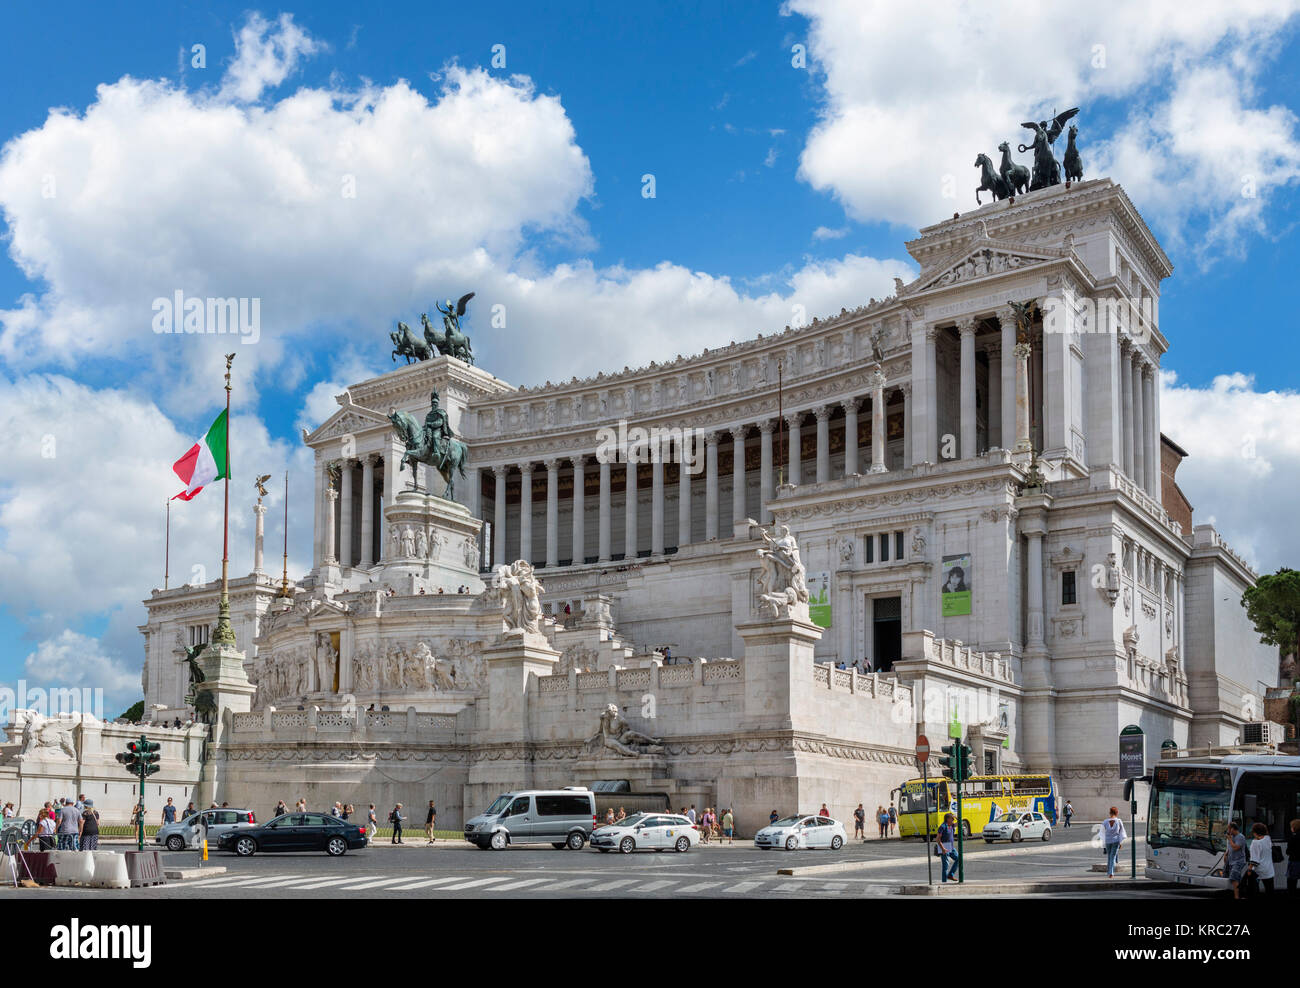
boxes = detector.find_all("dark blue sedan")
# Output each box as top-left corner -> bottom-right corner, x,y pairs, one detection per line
217,812 -> 368,857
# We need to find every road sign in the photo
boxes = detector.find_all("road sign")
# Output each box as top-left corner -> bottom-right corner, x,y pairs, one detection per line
915,735 -> 930,763
1119,724 -> 1145,780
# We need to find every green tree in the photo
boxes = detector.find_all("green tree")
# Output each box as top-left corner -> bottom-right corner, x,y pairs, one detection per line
120,700 -> 144,722
1242,568 -> 1300,659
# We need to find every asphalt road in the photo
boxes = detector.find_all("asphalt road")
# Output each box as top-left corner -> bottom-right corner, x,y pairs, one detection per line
1,824 -> 1223,899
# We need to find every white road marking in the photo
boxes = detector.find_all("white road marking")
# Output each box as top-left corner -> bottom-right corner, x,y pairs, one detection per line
541,878 -> 593,890
187,873 -> 296,888
337,876 -> 425,891
723,880 -> 763,894
381,875 -> 472,891
627,879 -> 676,892
582,879 -> 640,893
483,878 -> 551,892
675,881 -> 723,893
284,875 -> 383,890
435,876 -> 515,891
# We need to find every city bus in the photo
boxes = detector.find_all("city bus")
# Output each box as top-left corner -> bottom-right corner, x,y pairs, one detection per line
892,773 -> 1059,838
1145,747 -> 1299,889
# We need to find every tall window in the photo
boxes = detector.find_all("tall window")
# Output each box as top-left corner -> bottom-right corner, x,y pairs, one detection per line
863,536 -> 874,564
879,533 -> 890,562
1061,570 -> 1077,606
894,530 -> 905,560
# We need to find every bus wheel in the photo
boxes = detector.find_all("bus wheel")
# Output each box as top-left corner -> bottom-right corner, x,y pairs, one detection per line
961,821 -> 971,838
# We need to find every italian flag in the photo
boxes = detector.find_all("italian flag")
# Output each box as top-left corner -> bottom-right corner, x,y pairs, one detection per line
172,409 -> 229,501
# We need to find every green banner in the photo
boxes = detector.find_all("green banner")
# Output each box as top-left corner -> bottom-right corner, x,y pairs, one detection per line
941,552 -> 972,617
808,570 -> 831,628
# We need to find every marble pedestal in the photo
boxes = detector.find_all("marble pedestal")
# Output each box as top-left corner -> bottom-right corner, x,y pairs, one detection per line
377,489 -> 485,594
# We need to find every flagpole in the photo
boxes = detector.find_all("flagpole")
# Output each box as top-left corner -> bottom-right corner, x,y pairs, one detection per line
278,469 -> 291,598
164,499 -> 170,590
213,354 -> 237,647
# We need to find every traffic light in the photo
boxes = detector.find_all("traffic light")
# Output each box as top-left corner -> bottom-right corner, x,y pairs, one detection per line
116,741 -> 143,776
141,740 -> 162,776
939,743 -> 960,781
957,743 -> 973,780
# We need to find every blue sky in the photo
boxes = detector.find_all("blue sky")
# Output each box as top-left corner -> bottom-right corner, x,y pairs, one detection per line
1,1 -> 1298,712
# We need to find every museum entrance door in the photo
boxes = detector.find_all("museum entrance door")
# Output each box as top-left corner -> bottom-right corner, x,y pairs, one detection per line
872,596 -> 901,672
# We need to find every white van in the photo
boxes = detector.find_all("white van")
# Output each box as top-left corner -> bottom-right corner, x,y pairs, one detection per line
463,788 -> 597,850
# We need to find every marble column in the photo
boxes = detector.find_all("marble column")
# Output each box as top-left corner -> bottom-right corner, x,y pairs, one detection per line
339,460 -> 354,568
1131,353 -> 1146,492
624,459 -> 638,559
705,433 -> 719,540
759,420 -> 774,524
545,458 -> 560,568
651,456 -> 664,556
902,384 -> 913,468
786,413 -> 802,486
1143,364 -> 1157,496
986,344 -> 1002,449
313,459 -> 325,567
870,369 -> 888,473
1120,339 -> 1135,478
1014,341 -> 1033,453
359,455 -> 376,568
572,456 -> 586,566
324,487 -> 338,564
1026,531 -> 1045,647
493,465 -> 507,567
842,399 -> 859,475
678,448 -> 691,548
465,462 -> 480,519
958,317 -> 977,460
814,406 -> 831,483
253,502 -> 266,574
924,327 -> 939,462
998,307 -> 1017,455
519,463 -> 533,563
598,459 -> 612,562
731,427 -> 747,524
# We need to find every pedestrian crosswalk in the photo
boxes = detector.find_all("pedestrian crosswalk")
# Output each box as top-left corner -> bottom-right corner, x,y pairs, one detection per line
183,870 -> 871,898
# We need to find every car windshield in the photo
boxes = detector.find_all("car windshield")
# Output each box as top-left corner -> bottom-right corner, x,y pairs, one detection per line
483,795 -> 512,816
620,813 -> 650,827
771,816 -> 805,828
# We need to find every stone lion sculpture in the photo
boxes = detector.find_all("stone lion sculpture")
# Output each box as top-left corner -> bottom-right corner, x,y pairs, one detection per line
17,712 -> 78,762
587,702 -> 663,758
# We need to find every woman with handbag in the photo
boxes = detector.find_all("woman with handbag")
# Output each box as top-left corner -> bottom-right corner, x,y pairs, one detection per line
1102,806 -> 1127,878
1245,822 -> 1275,895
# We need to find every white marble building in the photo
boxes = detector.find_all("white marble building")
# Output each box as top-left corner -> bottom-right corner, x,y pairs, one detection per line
134,178 -> 1279,826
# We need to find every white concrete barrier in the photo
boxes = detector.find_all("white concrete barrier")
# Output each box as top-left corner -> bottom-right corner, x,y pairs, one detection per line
90,851 -> 130,888
51,850 -> 94,886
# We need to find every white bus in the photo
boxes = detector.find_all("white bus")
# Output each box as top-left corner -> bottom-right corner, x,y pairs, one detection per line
1145,746 -> 1299,889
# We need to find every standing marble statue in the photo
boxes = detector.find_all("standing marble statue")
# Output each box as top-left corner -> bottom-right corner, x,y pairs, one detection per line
756,524 -> 810,619
492,559 -> 544,635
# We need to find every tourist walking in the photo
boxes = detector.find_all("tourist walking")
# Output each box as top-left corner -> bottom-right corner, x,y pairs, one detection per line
2,801 -> 13,819
273,799 -> 288,819
162,797 -> 177,825
876,805 -> 889,839
295,798 -> 307,813
79,800 -> 100,851
331,802 -> 343,818
687,804 -> 696,825
853,803 -> 865,841
342,803 -> 353,821
818,803 -> 830,818
367,804 -> 378,845
770,809 -> 779,826
1062,800 -> 1074,828
722,807 -> 734,843
1245,822 -> 1274,895
1102,806 -> 1127,877
1285,818 -> 1300,895
426,801 -> 437,843
888,802 -> 898,837
389,803 -> 405,844
1225,822 -> 1248,898
937,813 -> 959,882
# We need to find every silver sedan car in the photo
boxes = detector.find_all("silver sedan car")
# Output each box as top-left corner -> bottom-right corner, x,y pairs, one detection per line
155,808 -> 257,851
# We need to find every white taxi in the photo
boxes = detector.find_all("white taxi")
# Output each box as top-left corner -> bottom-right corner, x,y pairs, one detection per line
982,809 -> 1052,843
754,814 -> 847,851
589,812 -> 699,853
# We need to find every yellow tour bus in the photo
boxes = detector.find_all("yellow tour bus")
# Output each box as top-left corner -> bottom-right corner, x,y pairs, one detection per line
892,773 -> 1059,838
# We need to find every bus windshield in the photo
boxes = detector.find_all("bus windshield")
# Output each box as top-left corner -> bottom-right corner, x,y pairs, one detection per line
898,782 -> 945,816
1148,765 -> 1231,853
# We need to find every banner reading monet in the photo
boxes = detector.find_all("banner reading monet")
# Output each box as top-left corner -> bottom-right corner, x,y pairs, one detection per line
941,553 -> 972,617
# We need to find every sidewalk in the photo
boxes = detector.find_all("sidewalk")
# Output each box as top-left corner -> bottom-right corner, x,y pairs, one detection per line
896,875 -> 1174,895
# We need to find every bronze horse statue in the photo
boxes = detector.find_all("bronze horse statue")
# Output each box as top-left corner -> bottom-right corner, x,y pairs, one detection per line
997,141 -> 1030,197
388,408 -> 468,500
1063,124 -> 1083,185
391,321 -> 433,363
975,153 -> 1011,205
180,643 -> 217,725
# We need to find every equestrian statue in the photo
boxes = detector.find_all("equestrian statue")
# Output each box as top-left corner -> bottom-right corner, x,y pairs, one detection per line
387,388 -> 469,500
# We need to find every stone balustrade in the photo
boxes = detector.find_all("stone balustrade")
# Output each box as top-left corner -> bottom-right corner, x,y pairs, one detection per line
812,661 -> 912,704
229,705 -> 460,742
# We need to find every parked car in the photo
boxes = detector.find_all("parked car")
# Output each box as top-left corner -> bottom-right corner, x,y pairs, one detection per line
155,808 -> 256,851
754,814 -> 847,850
590,813 -> 699,853
982,810 -> 1052,843
217,813 -> 367,856
464,788 -> 597,850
